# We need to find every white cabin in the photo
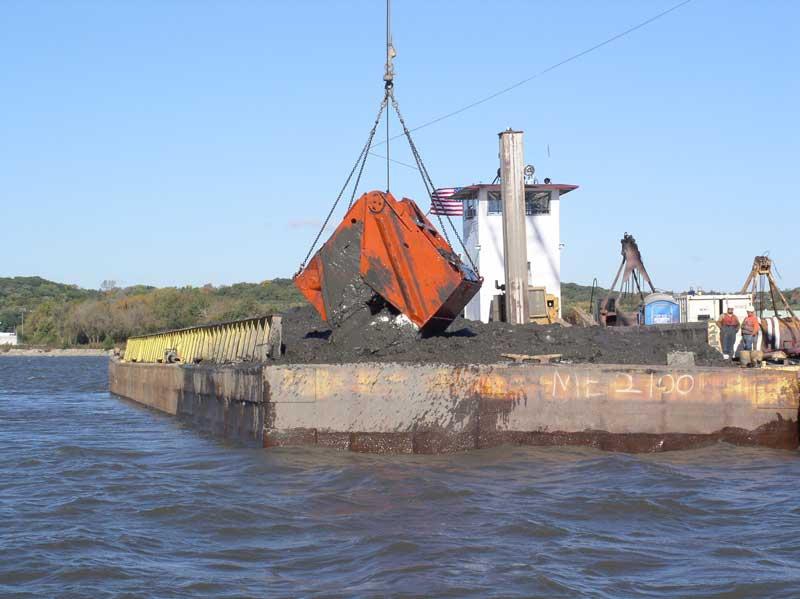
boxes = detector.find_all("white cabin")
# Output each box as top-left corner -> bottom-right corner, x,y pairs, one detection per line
0,332 -> 18,346
453,183 -> 578,322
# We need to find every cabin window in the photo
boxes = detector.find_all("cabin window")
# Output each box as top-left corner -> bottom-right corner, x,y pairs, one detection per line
525,191 -> 550,215
487,191 -> 502,214
464,199 -> 477,219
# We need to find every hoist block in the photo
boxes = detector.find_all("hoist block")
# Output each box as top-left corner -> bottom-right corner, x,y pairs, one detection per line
294,190 -> 482,337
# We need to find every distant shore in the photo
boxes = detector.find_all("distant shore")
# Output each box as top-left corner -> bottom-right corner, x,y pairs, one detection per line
0,348 -> 111,357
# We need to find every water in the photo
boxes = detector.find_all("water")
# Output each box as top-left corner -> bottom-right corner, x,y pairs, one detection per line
1,357 -> 800,598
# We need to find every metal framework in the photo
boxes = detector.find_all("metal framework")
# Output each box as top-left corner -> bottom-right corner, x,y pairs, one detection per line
599,233 -> 656,326
739,256 -> 800,354
123,315 -> 282,364
740,256 -> 798,321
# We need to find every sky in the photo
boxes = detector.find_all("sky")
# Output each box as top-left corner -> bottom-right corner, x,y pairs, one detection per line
2,0 -> 798,293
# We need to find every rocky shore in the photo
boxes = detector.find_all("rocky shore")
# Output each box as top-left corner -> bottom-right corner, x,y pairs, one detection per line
0,348 -> 111,357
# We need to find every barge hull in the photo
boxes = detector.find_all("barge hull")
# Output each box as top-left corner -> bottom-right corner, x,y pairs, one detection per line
109,359 -> 799,453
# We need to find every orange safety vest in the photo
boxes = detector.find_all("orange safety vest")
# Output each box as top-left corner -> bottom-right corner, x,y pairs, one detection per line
720,313 -> 739,327
741,314 -> 760,336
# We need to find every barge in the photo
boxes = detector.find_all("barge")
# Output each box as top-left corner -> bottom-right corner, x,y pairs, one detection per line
108,316 -> 800,453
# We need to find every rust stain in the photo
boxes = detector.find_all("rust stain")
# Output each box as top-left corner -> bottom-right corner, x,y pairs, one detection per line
754,373 -> 800,409
475,372 -> 526,401
477,418 -> 799,452
113,360 -> 800,455
263,416 -> 799,454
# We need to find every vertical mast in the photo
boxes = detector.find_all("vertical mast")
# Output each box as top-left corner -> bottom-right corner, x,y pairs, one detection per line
499,129 -> 529,324
384,0 -> 395,193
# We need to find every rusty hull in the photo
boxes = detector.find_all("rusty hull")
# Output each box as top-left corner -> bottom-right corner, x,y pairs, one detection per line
264,362 -> 799,452
110,358 -> 800,454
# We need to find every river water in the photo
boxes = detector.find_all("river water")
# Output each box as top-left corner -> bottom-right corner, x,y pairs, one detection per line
1,356 -> 799,598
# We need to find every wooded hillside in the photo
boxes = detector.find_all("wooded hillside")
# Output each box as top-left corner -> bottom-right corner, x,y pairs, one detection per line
3,276 -> 798,347
0,277 -> 305,346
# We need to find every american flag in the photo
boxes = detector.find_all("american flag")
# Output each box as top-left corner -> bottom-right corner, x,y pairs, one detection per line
430,187 -> 463,216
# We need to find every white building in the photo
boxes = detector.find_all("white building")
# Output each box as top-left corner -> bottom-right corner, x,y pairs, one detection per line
678,293 -> 752,324
677,293 -> 753,355
0,332 -> 18,346
452,182 -> 578,322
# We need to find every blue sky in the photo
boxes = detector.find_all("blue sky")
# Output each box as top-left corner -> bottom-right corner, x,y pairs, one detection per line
2,0 -> 798,292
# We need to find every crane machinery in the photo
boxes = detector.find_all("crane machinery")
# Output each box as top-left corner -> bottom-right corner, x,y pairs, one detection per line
294,190 -> 480,340
740,255 -> 800,358
293,0 -> 482,341
598,233 -> 657,326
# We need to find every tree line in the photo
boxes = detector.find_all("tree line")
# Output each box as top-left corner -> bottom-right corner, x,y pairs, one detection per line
4,276 -> 799,348
1,277 -> 306,348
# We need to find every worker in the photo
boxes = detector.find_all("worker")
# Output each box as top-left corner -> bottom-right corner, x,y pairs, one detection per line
718,307 -> 739,358
741,306 -> 760,351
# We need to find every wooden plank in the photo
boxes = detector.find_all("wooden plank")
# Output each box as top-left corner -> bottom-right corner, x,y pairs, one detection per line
501,352 -> 562,363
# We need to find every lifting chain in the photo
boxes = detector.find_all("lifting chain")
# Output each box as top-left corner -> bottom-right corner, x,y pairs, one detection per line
299,0 -> 478,277
389,89 -> 479,275
298,93 -> 388,271
349,91 -> 390,210
298,87 -> 478,277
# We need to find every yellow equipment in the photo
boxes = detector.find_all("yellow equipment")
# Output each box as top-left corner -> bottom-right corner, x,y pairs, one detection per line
528,287 -> 559,325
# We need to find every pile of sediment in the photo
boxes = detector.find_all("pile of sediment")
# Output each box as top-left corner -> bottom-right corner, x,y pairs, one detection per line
278,306 -> 727,367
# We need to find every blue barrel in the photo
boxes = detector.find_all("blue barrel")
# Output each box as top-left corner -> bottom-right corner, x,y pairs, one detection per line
642,293 -> 680,325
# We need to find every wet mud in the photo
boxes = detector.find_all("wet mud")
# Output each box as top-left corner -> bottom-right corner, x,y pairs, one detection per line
277,306 -> 728,366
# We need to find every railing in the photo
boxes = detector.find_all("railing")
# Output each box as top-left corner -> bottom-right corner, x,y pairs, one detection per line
123,315 -> 282,364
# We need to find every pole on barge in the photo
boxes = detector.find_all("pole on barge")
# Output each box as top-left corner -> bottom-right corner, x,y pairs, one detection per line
499,129 -> 528,325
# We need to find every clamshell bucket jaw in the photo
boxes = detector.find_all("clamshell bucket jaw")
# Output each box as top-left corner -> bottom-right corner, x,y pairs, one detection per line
294,190 -> 481,338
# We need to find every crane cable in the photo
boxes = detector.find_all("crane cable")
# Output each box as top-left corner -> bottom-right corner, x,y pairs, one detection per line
299,0 -> 478,275
371,0 -> 696,152
298,95 -> 388,271
389,90 -> 477,274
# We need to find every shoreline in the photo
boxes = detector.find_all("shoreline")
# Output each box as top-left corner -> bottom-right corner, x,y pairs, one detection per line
0,348 -> 111,357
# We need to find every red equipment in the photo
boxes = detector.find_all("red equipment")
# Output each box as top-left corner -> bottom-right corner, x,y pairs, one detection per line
294,190 -> 481,338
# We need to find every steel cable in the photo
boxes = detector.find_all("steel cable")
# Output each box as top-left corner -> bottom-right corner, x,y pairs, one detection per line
299,95 -> 388,271
390,91 -> 479,275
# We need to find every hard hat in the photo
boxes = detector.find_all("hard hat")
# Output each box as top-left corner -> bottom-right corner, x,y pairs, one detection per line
727,307 -> 734,311
746,305 -> 755,312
